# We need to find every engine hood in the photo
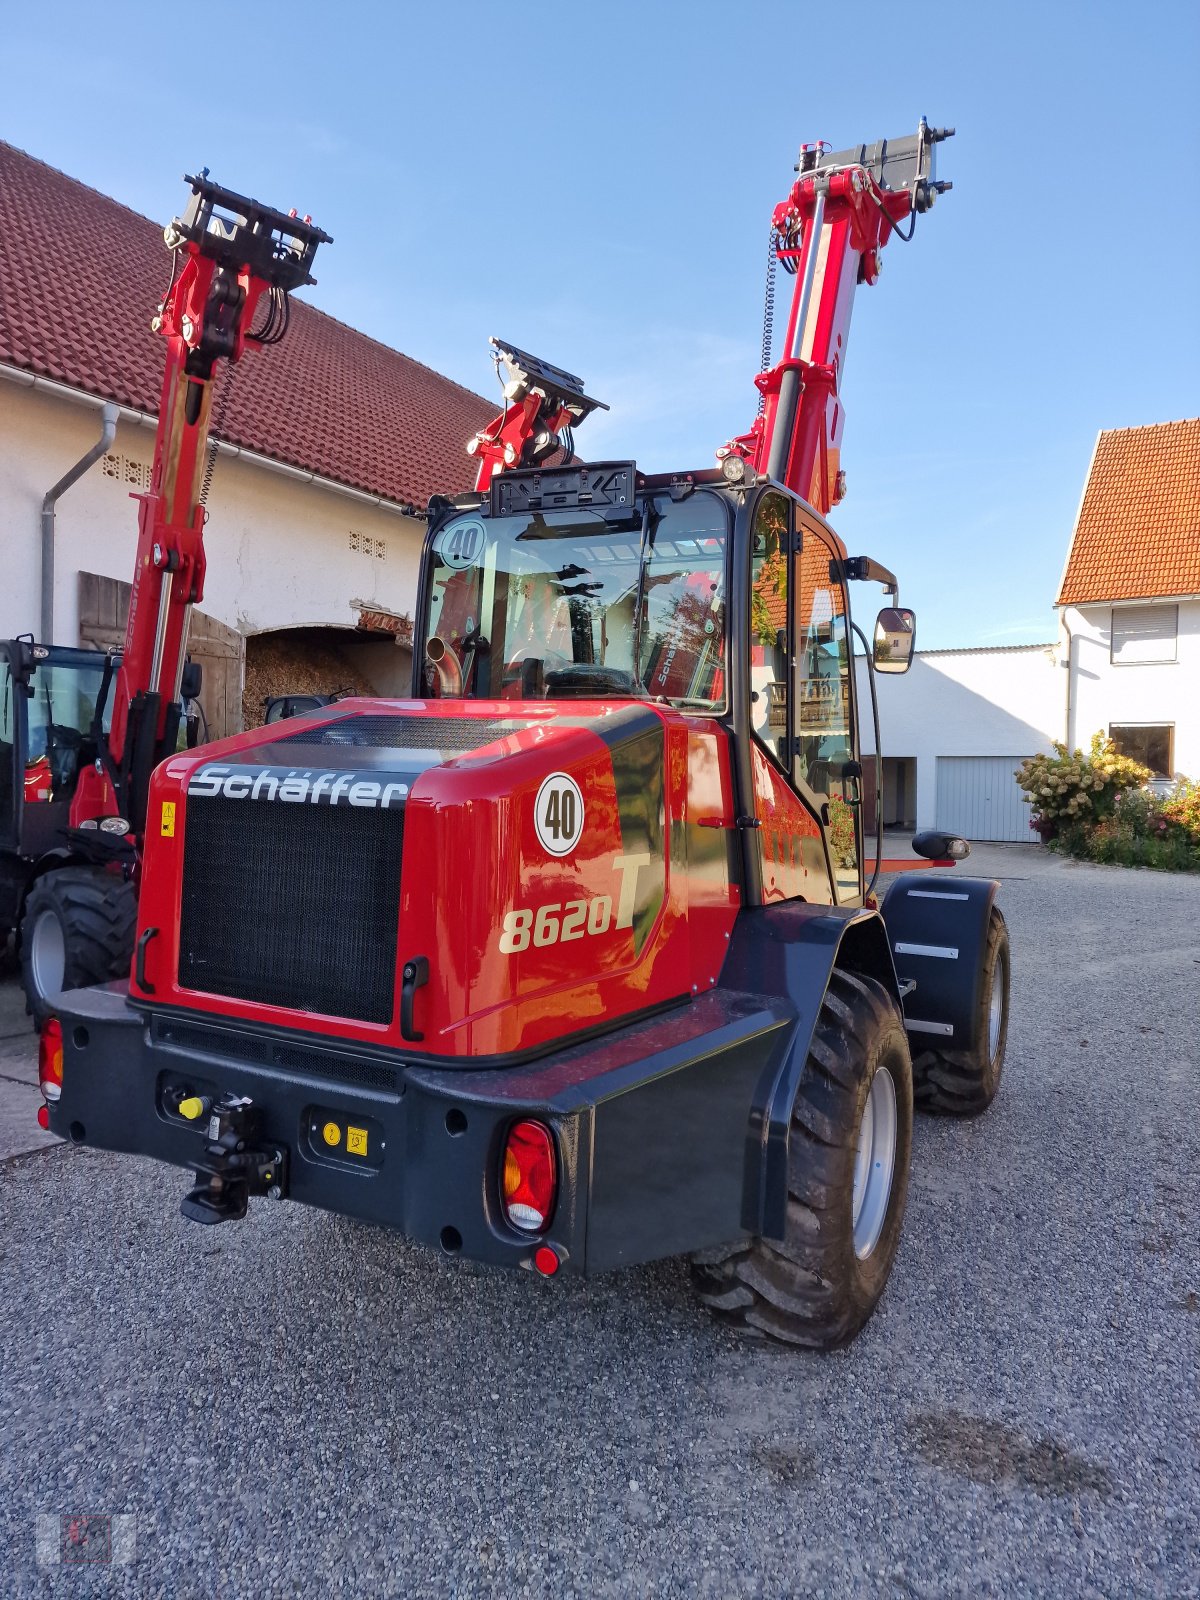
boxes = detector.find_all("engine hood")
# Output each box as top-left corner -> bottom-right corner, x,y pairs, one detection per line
135,696 -> 740,1059
179,700 -> 650,808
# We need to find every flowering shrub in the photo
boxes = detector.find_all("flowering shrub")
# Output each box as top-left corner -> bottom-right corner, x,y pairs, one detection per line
1015,734 -> 1150,836
1017,738 -> 1199,872
1162,777 -> 1200,838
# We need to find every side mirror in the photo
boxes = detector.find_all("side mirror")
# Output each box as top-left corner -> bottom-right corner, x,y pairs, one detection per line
912,830 -> 970,861
873,607 -> 916,673
180,660 -> 204,701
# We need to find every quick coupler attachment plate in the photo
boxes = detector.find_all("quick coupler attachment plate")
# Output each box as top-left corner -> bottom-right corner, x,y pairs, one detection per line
179,1095 -> 288,1225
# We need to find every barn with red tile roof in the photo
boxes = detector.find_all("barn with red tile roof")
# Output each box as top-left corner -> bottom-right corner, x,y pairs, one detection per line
0,142 -> 495,735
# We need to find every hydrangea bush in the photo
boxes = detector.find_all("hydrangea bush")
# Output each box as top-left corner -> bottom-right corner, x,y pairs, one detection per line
1016,736 -> 1199,872
1015,734 -> 1149,836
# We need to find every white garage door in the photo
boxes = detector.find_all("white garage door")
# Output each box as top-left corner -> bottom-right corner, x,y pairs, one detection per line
935,756 -> 1030,842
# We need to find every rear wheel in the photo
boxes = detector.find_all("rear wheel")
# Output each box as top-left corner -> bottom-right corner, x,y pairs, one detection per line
911,906 -> 1010,1117
19,866 -> 137,1029
691,969 -> 914,1349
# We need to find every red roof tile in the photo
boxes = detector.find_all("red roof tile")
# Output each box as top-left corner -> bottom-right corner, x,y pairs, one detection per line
1057,419 -> 1200,605
0,142 -> 494,506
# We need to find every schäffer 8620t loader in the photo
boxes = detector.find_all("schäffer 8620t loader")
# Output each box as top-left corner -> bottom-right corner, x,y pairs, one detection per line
44,122 -> 1009,1347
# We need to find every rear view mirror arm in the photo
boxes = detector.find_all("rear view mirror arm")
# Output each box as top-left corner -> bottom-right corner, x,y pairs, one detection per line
843,555 -> 899,602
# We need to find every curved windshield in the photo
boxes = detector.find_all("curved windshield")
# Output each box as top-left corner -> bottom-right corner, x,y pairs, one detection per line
422,491 -> 729,708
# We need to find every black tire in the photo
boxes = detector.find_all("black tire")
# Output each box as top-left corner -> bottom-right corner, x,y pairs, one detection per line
691,969 -> 914,1349
911,905 -> 1010,1117
19,866 -> 137,1029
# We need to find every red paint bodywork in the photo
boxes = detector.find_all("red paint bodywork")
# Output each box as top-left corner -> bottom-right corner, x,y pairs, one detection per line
132,699 -> 744,1060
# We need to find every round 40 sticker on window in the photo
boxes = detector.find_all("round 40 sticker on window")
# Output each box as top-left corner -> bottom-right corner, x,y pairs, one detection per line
434,519 -> 486,570
535,772 -> 584,857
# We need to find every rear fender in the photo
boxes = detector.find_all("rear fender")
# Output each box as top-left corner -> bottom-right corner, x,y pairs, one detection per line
722,902 -> 901,1241
879,873 -> 999,1054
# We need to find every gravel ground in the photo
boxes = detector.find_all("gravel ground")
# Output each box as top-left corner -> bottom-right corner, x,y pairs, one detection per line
1,847 -> 1197,1598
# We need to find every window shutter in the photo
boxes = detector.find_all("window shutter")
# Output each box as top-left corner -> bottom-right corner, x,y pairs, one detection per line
1110,604 -> 1178,664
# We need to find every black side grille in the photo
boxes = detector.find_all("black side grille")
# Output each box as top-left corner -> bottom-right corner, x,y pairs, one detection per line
178,796 -> 403,1023
156,1017 -> 399,1092
282,715 -> 522,752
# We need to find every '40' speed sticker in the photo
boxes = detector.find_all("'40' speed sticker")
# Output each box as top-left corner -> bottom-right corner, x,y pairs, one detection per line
535,772 -> 584,857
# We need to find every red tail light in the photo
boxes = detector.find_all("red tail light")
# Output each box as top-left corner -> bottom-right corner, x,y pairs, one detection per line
501,1120 -> 557,1233
39,1018 -> 64,1103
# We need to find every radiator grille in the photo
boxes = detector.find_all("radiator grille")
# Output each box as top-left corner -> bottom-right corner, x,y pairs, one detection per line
178,796 -> 404,1023
281,715 -> 522,752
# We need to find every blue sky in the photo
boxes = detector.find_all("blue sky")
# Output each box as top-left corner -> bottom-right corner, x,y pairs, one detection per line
6,1 -> 1198,648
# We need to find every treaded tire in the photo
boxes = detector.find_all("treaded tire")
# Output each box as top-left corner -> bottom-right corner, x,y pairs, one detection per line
19,866 -> 137,1029
691,969 -> 913,1350
911,905 -> 1009,1117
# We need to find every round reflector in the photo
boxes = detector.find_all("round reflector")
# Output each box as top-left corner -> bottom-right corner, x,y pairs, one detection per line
501,1119 -> 557,1233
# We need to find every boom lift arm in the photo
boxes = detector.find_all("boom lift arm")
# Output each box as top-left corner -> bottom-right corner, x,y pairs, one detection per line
463,123 -> 951,512
103,175 -> 330,831
467,338 -> 609,493
721,118 -> 953,511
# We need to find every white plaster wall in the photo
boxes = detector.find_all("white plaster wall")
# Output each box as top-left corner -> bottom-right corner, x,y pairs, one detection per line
0,382 -> 427,645
856,645 -> 1062,830
1064,600 -> 1200,780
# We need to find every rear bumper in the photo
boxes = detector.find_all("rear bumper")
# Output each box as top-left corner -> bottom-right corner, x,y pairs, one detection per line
48,984 -> 794,1276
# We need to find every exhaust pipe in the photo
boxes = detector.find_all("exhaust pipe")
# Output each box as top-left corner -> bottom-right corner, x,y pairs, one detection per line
425,636 -> 463,696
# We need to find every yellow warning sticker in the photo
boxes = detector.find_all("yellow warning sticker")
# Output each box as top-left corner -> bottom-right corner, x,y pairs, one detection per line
322,1121 -> 341,1147
161,801 -> 176,837
346,1126 -> 368,1157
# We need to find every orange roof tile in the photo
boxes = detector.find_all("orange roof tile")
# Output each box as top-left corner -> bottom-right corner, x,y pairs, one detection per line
1057,419 -> 1200,605
0,142 -> 495,507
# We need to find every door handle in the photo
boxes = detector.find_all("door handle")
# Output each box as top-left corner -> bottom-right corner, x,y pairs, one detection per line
135,926 -> 159,992
400,956 -> 430,1042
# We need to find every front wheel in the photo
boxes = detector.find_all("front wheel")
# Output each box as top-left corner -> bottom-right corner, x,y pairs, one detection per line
691,969 -> 914,1349
19,866 -> 137,1029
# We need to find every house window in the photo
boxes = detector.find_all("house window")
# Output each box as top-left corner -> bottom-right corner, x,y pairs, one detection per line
1110,603 -> 1177,664
1109,724 -> 1173,778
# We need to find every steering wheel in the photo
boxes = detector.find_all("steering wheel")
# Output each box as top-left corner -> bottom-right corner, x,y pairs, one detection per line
502,649 -> 572,699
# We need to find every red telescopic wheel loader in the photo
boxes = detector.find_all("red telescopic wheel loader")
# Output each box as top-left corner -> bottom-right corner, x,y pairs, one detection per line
44,123 -> 1010,1348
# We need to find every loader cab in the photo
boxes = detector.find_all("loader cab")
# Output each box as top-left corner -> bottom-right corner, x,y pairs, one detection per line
0,643 -> 109,847
0,641 -> 111,933
415,468 -> 881,908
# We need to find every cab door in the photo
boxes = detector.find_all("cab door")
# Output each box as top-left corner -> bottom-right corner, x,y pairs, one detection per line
744,491 -> 834,904
791,510 -> 862,904
0,645 -> 20,855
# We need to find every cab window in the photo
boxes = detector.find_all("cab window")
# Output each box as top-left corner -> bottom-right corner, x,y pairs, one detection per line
748,492 -> 790,765
794,521 -> 859,899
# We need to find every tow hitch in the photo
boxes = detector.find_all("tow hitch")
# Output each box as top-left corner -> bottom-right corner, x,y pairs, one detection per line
179,1095 -> 287,1225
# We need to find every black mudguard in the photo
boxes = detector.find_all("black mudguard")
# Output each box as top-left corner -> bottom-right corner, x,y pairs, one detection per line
879,873 -> 999,1056
721,901 -> 901,1243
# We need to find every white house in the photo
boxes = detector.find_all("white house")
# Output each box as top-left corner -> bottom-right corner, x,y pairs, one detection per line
0,141 -> 493,737
1057,418 -> 1200,784
856,644 -> 1060,842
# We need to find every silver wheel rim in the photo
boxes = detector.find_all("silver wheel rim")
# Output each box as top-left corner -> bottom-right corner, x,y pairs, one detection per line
987,960 -> 1004,1062
30,907 -> 66,1001
851,1066 -> 898,1260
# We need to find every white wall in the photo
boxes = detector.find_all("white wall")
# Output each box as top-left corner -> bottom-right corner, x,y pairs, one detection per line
1064,600 -> 1200,781
856,645 -> 1062,830
0,381 -> 427,646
